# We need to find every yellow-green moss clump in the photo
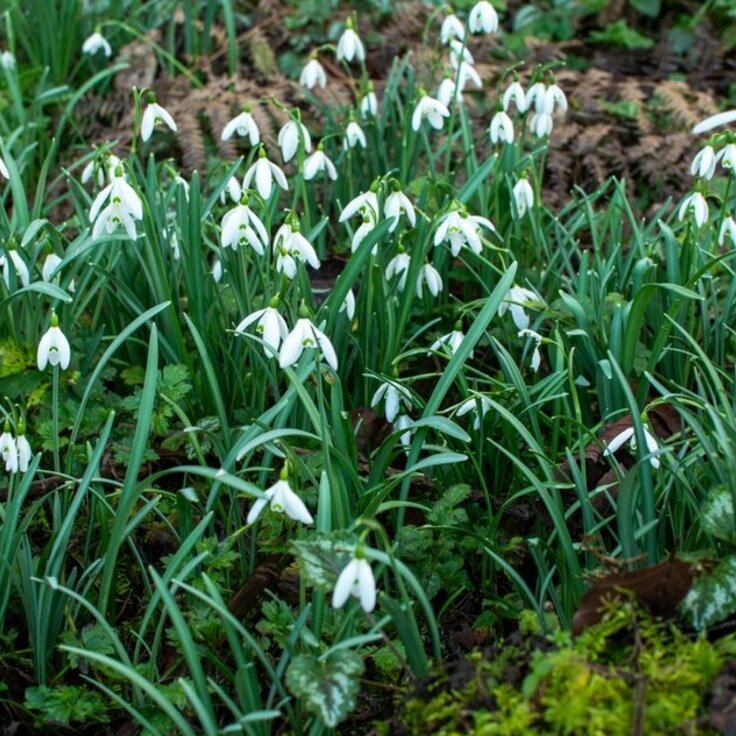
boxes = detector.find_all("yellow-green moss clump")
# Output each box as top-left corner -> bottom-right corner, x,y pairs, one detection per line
379,604 -> 730,735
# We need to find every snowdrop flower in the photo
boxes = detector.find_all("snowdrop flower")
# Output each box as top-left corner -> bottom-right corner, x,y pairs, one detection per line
0,424 -> 17,474
37,312 -> 71,370
678,191 -> 709,227
433,208 -> 496,257
89,169 -> 142,219
529,111 -> 553,138
512,175 -> 534,219
719,216 -> 736,247
212,257 -> 223,283
720,143 -> 736,173
343,120 -> 367,149
275,248 -> 297,280
469,1 -> 499,33
603,424 -> 660,468
247,468 -> 314,525
371,377 -> 412,423
456,61 -> 482,90
16,426 -> 31,473
219,175 -> 242,204
82,31 -> 112,57
332,551 -> 376,612
140,98 -> 177,142
430,323 -> 468,356
221,108 -> 260,145
92,198 -> 139,240
385,250 -> 411,291
502,78 -> 527,113
42,252 -> 63,282
81,151 -> 120,187
243,148 -> 288,200
498,285 -> 537,331
412,92 -> 450,132
0,156 -> 8,179
340,190 -> 380,224
440,14 -> 465,44
384,185 -> 416,232
1,248 -> 29,288
525,81 -> 548,113
279,313 -> 338,371
449,39 -> 474,67
303,146 -> 338,181
235,300 -> 289,356
360,86 -> 378,118
545,80 -> 567,114
299,56 -> 327,89
350,219 -> 375,253
167,230 -> 181,261
89,168 -> 143,229
340,289 -> 356,320
692,109 -> 736,135
220,199 -> 268,254
336,19 -> 365,63
395,414 -> 414,447
274,218 -> 320,270
456,394 -> 492,430
489,107 -> 514,144
0,51 -> 15,70
691,145 -> 718,179
278,118 -> 312,163
518,328 -> 542,372
416,262 -> 443,298
437,76 -> 463,108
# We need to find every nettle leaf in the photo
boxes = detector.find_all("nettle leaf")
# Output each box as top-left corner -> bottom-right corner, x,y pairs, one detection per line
291,533 -> 354,591
701,485 -> 736,544
680,556 -> 736,630
286,649 -> 364,727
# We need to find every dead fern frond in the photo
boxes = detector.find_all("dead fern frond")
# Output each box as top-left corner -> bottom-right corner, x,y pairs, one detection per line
656,80 -> 719,130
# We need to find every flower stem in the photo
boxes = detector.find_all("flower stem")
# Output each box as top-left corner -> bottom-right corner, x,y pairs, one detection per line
52,365 -> 61,473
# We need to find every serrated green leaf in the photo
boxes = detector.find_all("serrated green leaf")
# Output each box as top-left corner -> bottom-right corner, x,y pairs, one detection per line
680,556 -> 736,630
286,649 -> 364,727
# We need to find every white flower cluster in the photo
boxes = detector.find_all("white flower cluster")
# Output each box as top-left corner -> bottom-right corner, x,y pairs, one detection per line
235,301 -> 337,372
0,422 -> 32,474
684,110 -> 736,237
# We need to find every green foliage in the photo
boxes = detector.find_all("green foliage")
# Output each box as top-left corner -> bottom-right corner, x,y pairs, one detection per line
590,20 -> 655,49
286,649 -> 365,728
382,605 -> 727,735
397,484 -> 474,599
25,684 -> 110,727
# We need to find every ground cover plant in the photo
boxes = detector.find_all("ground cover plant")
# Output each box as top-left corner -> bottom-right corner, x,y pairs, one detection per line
2,0 -> 736,733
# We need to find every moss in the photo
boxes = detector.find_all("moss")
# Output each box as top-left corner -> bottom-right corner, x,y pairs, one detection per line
379,604 -> 729,735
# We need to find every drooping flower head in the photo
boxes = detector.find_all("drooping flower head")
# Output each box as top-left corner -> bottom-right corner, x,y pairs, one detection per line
243,147 -> 289,200
82,30 -> 112,57
221,107 -> 260,145
247,465 -> 314,525
279,305 -> 338,371
332,546 -> 376,612
300,55 -> 327,89
140,92 -> 177,142
37,311 -> 71,371
336,17 -> 365,63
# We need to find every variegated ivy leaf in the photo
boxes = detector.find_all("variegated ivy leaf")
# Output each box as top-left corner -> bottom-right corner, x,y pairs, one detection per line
680,555 -> 736,630
701,485 -> 736,544
290,533 -> 355,591
286,649 -> 364,727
